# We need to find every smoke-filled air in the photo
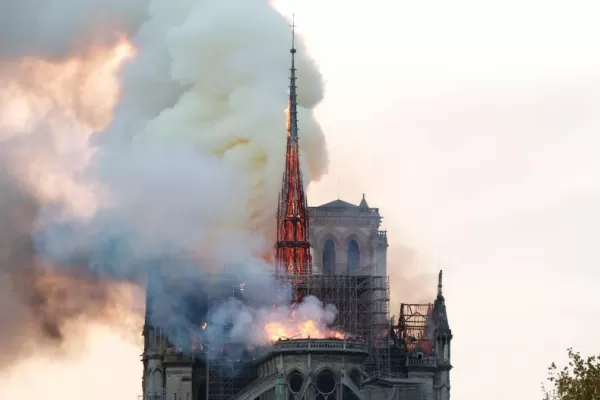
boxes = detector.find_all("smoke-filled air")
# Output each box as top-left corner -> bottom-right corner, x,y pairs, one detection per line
0,0 -> 331,370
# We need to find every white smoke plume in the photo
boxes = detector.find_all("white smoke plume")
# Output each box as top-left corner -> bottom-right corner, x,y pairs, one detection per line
106,0 -> 327,234
0,0 -> 330,368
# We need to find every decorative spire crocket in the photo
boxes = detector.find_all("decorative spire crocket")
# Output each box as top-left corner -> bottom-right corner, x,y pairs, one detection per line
275,15 -> 312,287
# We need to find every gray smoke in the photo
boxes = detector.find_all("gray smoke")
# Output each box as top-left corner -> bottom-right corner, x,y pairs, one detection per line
0,0 -> 148,59
0,0 -> 330,368
33,140 -> 337,358
0,129 -> 135,369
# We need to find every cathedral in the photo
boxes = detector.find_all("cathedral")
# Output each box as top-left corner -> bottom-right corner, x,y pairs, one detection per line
141,21 -> 452,400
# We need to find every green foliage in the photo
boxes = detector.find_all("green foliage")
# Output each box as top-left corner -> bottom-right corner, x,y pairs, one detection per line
542,348 -> 600,400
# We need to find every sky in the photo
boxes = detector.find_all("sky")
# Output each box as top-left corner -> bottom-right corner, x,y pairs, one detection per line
2,1 -> 600,399
278,0 -> 600,398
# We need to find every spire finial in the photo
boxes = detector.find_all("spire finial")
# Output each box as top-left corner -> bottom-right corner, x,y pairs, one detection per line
287,14 -> 298,142
359,193 -> 369,208
291,14 -> 296,52
437,270 -> 443,298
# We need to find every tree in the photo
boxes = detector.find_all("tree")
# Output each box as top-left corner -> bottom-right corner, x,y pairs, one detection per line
542,348 -> 600,400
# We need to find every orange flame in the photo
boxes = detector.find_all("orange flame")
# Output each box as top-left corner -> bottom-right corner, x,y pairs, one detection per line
264,320 -> 345,341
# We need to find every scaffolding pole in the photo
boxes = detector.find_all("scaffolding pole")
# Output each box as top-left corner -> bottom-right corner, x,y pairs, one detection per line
207,281 -> 250,400
295,269 -> 391,376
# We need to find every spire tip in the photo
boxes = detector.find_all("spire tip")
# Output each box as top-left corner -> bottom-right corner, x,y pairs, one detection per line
287,13 -> 298,141
290,14 -> 296,53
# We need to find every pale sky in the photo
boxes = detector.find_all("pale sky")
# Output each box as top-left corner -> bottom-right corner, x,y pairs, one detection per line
288,0 -> 600,399
2,1 -> 600,399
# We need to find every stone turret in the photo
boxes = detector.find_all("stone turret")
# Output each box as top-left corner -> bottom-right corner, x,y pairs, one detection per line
432,271 -> 452,400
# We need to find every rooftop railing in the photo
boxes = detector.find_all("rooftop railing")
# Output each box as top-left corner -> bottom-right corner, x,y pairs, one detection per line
270,338 -> 369,354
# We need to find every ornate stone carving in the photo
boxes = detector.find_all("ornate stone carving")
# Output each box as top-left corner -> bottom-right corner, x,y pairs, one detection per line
311,218 -> 374,227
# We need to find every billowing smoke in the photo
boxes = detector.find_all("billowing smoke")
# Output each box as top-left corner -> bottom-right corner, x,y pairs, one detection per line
0,0 -> 329,368
106,0 -> 327,234
0,0 -> 148,59
0,41 -> 138,368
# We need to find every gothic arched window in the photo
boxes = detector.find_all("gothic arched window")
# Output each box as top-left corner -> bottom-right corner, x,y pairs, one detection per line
316,369 -> 337,400
346,240 -> 360,273
288,370 -> 304,400
322,239 -> 336,275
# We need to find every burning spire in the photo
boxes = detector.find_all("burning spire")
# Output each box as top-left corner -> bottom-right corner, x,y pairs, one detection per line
275,15 -> 312,291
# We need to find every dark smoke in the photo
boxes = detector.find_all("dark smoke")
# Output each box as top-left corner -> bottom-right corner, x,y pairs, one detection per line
0,142 -> 132,369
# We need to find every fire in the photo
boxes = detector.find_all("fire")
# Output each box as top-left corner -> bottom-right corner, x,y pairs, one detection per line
263,318 -> 345,342
259,297 -> 344,343
264,306 -> 345,342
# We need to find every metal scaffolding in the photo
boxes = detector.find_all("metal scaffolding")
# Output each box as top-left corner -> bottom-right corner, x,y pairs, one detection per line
193,268 -> 390,398
143,266 -> 391,400
398,303 -> 434,354
205,278 -> 256,400
296,269 -> 391,376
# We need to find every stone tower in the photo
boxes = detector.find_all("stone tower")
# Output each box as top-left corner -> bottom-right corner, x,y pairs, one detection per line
308,194 -> 388,276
